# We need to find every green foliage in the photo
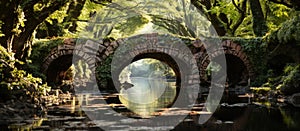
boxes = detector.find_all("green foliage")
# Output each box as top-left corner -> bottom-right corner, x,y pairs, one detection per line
47,4 -> 69,24
266,12 -> 300,53
73,60 -> 91,79
115,15 -> 149,36
235,15 -> 255,37
26,39 -> 65,80
11,6 -> 26,35
0,20 -> 4,37
206,61 -> 221,77
0,45 -> 50,100
276,13 -> 300,44
284,64 -> 297,74
267,2 -> 292,32
0,45 -> 12,60
7,68 -> 50,95
150,14 -> 196,38
96,55 -> 113,88
279,64 -> 300,95
221,37 -> 267,86
35,19 -> 64,38
251,87 -> 271,94
209,0 -> 239,24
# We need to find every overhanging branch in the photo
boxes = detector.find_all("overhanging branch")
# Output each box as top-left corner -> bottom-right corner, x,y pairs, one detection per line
90,0 -> 111,6
268,0 -> 293,8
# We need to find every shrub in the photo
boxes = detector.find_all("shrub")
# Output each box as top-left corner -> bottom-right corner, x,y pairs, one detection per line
0,45 -> 50,101
280,64 -> 300,95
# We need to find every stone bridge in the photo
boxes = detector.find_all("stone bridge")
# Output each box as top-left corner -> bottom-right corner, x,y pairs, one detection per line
41,34 -> 254,91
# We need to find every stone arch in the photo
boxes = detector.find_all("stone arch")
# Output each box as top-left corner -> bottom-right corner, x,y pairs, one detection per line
108,34 -> 199,88
41,35 -> 254,92
105,33 -> 200,108
193,40 -> 253,87
41,39 -> 105,85
112,52 -> 182,90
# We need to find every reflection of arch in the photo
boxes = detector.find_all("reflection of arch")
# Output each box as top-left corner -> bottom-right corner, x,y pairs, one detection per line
113,52 -> 181,108
267,54 -> 295,75
108,34 -> 200,109
193,40 -> 253,86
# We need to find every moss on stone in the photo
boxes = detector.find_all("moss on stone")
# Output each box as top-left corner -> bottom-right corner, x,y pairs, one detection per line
25,39 -> 65,80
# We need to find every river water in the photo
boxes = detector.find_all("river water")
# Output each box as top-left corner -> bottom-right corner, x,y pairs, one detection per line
3,77 -> 300,130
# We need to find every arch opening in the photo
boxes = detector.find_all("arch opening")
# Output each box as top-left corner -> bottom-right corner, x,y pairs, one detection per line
46,54 -> 73,86
46,54 -> 92,92
118,58 -> 177,114
106,52 -> 183,117
114,52 -> 182,100
225,54 -> 248,87
205,54 -> 249,88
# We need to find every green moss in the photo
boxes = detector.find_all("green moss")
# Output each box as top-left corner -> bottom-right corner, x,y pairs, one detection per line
220,37 -> 268,86
25,38 -> 65,80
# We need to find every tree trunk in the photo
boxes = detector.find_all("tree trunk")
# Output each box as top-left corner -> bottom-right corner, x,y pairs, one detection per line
12,21 -> 39,61
250,0 -> 268,36
63,0 -> 86,33
0,0 -> 68,60
0,1 -> 19,50
191,0 -> 227,36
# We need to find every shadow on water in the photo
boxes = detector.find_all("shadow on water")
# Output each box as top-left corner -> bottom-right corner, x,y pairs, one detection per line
2,85 -> 300,130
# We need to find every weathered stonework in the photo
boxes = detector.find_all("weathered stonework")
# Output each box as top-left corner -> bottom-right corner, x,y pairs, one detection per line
41,34 -> 253,91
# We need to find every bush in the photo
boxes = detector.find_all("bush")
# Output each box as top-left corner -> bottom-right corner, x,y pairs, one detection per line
251,87 -> 271,95
0,45 -> 50,101
280,64 -> 300,95
26,38 -> 65,80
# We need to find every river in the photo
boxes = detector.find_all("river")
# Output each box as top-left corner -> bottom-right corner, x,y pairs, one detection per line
3,77 -> 300,130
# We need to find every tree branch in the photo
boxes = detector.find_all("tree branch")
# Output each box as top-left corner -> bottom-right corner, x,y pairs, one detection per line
231,0 -> 247,35
21,0 -> 39,13
191,0 -> 227,36
35,1 -> 69,23
90,0 -> 111,6
268,0 -> 293,8
232,0 -> 243,13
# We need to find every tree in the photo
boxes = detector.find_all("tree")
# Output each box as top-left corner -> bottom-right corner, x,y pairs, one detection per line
250,0 -> 268,36
268,0 -> 300,10
63,0 -> 87,33
0,0 -> 69,60
190,0 -> 299,37
191,0 -> 247,36
0,0 -> 113,61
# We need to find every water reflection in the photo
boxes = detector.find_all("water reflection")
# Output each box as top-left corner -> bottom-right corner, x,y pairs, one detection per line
119,77 -> 177,117
3,92 -> 300,130
118,58 -> 177,117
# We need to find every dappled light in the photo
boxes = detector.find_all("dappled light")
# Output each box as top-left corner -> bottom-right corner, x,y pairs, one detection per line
0,0 -> 300,130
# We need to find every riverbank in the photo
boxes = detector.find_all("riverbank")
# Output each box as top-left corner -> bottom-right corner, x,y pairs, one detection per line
1,90 -> 300,130
0,89 -> 73,126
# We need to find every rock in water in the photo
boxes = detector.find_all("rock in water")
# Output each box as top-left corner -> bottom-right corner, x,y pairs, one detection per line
121,81 -> 134,90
